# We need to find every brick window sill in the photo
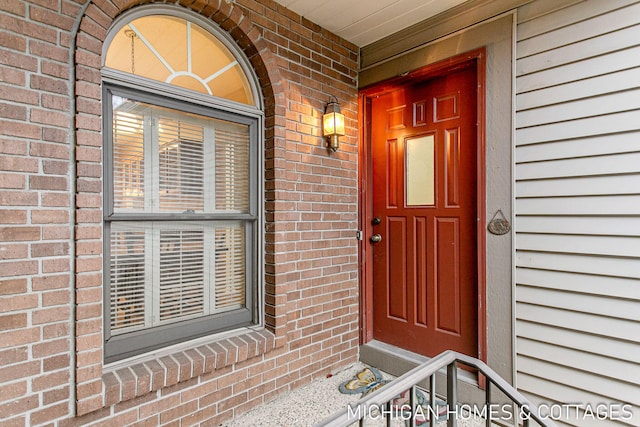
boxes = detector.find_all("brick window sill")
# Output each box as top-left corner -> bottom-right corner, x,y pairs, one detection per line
97,328 -> 276,410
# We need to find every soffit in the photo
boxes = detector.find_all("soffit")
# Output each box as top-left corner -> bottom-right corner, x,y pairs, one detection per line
272,0 -> 470,47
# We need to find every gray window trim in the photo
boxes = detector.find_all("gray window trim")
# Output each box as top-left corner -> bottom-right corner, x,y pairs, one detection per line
101,7 -> 264,366
103,83 -> 261,364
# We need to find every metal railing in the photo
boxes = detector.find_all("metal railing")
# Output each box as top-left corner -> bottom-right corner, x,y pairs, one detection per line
314,350 -> 557,427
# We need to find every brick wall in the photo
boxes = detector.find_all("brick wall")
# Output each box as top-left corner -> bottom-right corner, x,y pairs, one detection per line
0,0 -> 360,425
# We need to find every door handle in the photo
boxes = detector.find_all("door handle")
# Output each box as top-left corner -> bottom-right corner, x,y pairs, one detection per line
370,234 -> 382,243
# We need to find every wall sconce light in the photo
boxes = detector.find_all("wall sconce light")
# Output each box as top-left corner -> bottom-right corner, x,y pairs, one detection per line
323,96 -> 345,152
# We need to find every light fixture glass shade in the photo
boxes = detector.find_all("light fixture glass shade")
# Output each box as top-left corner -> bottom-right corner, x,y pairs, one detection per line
323,101 -> 345,152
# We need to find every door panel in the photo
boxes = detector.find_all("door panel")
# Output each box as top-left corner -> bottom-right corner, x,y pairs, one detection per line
371,66 -> 478,357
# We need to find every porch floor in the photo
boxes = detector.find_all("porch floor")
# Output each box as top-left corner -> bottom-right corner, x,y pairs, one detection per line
221,362 -> 487,427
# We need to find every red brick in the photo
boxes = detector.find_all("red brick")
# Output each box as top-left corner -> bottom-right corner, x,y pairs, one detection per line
32,337 -> 69,358
76,146 -> 101,162
29,175 -> 68,190
159,400 -> 198,424
42,289 -> 71,306
32,273 -> 69,291
0,210 -> 26,224
76,241 -> 101,256
75,302 -> 101,320
42,61 -> 71,81
75,225 -> 101,239
1,120 -> 39,140
30,401 -> 69,425
0,0 -> 25,15
0,395 -> 39,419
0,346 -> 28,366
0,313 -> 27,331
77,379 -> 104,401
30,75 -> 68,95
42,127 -> 69,144
42,386 -> 69,405
0,173 -> 25,189
0,259 -> 38,277
75,324 -> 100,347
2,84 -> 38,107
0,226 -> 39,241
43,322 -> 69,339
0,103 -> 27,120
42,225 -> 71,240
0,278 -> 27,294
43,353 -> 70,371
0,139 -> 27,155
29,40 -> 68,64
30,108 -> 69,127
0,156 -> 38,172
29,142 -> 69,159
0,47 -> 38,72
74,290 -> 100,310
33,306 -> 70,325
0,243 -> 29,262
43,160 -> 69,175
76,257 -> 101,273
0,380 -> 27,404
31,209 -> 69,224
31,242 -> 69,258
0,360 -> 40,383
42,257 -> 70,273
42,193 -> 70,207
32,370 -> 70,395
0,191 -> 37,206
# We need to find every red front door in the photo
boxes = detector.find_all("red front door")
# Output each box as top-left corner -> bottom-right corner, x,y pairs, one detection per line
370,65 -> 478,357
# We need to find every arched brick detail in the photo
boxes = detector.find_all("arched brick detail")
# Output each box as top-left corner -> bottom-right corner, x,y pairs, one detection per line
73,0 -> 286,415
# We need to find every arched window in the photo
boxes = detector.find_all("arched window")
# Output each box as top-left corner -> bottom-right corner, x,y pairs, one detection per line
102,9 -> 262,363
104,14 -> 256,104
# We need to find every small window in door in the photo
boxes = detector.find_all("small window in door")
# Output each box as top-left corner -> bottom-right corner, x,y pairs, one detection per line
405,134 -> 435,206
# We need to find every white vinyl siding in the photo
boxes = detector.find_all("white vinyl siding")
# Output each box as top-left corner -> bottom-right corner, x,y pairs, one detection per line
514,0 -> 640,425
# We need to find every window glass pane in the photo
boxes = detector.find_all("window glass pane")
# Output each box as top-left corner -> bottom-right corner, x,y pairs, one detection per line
109,221 -> 247,335
215,122 -> 250,212
406,135 -> 435,206
110,223 -> 146,333
215,224 -> 245,311
159,229 -> 205,321
105,15 -> 255,105
111,97 -> 250,214
159,118 -> 205,212
113,100 -> 145,211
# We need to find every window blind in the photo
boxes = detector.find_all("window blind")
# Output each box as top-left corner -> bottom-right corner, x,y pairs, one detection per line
215,124 -> 249,212
158,117 -> 205,212
113,111 -> 145,211
215,224 -> 245,310
159,229 -> 205,321
110,224 -> 146,332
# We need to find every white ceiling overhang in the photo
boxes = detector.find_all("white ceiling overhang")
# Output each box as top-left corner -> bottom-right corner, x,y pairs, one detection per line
272,0 -> 469,47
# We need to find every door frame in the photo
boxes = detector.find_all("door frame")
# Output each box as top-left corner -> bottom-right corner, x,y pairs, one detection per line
358,47 -> 487,364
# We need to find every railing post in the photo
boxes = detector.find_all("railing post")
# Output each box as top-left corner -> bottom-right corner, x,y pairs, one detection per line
485,378 -> 491,427
429,374 -> 436,427
447,362 -> 457,427
409,386 -> 416,427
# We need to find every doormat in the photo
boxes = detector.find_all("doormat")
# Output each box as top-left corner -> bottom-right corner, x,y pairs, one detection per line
339,367 -> 448,424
